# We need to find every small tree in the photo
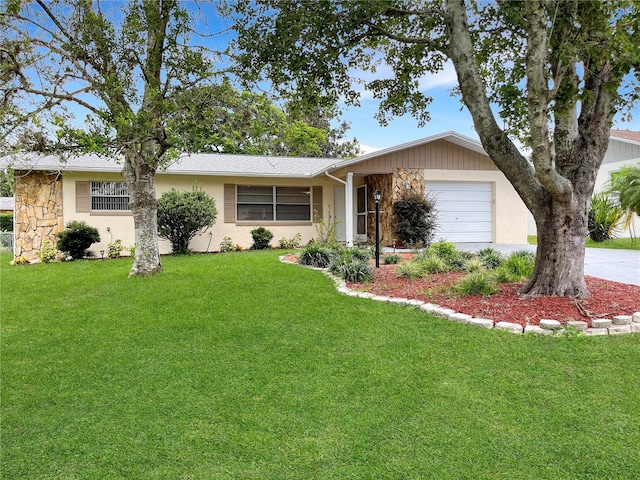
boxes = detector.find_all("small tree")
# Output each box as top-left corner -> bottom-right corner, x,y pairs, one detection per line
57,221 -> 100,259
157,186 -> 218,254
393,194 -> 437,247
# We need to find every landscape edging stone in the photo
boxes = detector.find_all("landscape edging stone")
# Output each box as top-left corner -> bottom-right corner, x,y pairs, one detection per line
280,255 -> 640,337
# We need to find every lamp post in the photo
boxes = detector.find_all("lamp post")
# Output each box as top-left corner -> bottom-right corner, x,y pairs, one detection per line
373,189 -> 381,268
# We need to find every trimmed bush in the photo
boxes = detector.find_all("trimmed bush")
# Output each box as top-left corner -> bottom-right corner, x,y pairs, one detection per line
393,194 -> 437,247
57,221 -> 100,259
0,212 -> 13,232
158,185 -> 218,254
250,227 -> 274,250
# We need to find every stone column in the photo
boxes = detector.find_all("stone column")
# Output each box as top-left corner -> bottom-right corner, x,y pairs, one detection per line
14,170 -> 64,261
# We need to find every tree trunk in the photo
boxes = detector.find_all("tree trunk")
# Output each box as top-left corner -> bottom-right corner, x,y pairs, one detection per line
123,155 -> 162,276
522,195 -> 590,298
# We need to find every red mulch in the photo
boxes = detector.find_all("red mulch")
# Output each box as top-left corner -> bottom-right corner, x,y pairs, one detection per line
284,254 -> 640,327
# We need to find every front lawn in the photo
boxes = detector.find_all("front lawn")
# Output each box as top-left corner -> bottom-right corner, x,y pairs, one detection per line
2,251 -> 640,479
529,235 -> 640,250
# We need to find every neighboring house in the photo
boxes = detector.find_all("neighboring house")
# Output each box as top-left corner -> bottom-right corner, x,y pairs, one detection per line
1,131 -> 528,260
597,130 -> 640,237
0,197 -> 14,214
525,130 -> 640,237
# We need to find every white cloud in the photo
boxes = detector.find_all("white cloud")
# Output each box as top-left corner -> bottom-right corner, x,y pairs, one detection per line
358,144 -> 383,154
417,60 -> 458,92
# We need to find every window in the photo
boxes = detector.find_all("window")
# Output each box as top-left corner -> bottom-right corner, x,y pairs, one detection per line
236,186 -> 311,221
91,181 -> 129,211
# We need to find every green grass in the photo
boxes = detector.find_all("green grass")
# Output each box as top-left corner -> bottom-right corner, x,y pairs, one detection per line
529,235 -> 640,250
585,237 -> 640,249
2,251 -> 640,479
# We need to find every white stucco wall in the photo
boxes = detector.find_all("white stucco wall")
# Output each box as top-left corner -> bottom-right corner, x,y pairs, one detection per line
61,171 -> 339,256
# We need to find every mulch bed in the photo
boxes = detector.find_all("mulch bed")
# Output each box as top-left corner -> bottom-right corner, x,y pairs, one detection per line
285,253 -> 640,327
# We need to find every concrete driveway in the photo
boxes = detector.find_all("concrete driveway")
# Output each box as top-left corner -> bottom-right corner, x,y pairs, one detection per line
453,243 -> 640,286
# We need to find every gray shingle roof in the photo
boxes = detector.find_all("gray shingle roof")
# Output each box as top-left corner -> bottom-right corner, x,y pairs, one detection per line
0,152 -> 343,178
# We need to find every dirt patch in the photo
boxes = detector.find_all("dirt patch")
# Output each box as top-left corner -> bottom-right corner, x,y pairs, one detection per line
285,254 -> 640,327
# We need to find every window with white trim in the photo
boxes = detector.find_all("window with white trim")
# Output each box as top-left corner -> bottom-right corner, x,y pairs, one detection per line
237,186 -> 311,221
91,181 -> 130,211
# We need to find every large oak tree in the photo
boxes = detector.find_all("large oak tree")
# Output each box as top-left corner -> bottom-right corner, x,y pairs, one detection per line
0,0 -> 359,276
1,0 -> 221,275
230,0 -> 640,297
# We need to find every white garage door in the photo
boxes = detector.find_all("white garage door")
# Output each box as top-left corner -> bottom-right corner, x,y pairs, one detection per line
426,182 -> 493,243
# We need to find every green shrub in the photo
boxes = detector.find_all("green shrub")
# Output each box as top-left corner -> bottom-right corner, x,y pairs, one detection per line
278,233 -> 302,249
250,226 -> 274,250
331,256 -> 374,283
417,255 -> 449,274
383,253 -> 401,265
220,236 -> 235,253
37,238 -> 57,263
588,192 -> 623,242
314,206 -> 340,246
299,243 -> 335,268
477,248 -> 505,269
496,253 -> 535,281
57,221 -> 100,259
0,212 -> 12,232
463,257 -> 485,273
350,246 -> 374,260
107,239 -> 125,259
394,260 -> 424,279
425,242 -> 469,271
509,249 -> 536,262
493,267 -> 521,284
157,185 -> 218,254
393,194 -> 438,247
455,271 -> 499,296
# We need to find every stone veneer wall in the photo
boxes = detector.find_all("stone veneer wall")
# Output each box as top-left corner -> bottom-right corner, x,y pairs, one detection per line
365,168 -> 425,246
393,168 -> 425,200
14,170 -> 64,260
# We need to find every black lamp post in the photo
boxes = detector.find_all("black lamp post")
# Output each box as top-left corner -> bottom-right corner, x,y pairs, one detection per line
374,189 -> 381,268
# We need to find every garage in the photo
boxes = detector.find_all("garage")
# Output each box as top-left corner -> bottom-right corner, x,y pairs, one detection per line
425,181 -> 493,243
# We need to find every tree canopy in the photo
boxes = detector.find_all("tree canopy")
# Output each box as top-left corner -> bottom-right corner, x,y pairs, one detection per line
230,0 -> 640,297
0,0 -> 359,276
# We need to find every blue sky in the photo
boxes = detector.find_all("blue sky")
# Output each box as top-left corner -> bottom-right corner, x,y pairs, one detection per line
14,2 -> 640,155
338,77 -> 640,154
200,3 -> 640,155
